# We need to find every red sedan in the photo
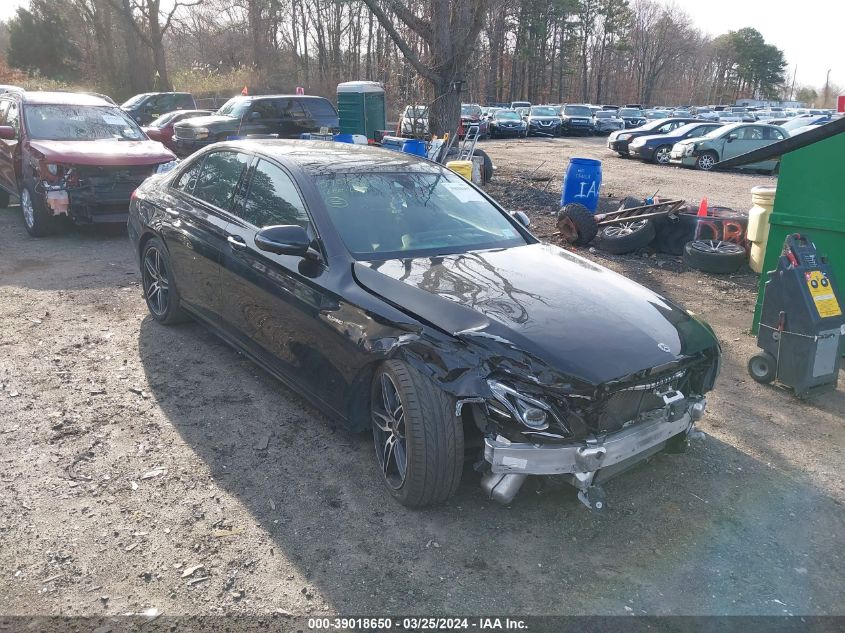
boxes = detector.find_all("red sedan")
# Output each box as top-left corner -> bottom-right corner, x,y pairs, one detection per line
143,109 -> 212,152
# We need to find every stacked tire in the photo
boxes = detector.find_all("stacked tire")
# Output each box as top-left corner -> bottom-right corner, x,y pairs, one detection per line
595,196 -> 655,255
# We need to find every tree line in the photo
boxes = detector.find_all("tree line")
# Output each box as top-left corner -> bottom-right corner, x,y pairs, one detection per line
1,0 -> 801,134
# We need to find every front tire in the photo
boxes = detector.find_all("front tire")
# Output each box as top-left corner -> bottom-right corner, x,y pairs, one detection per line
695,151 -> 718,171
653,145 -> 672,165
20,184 -> 57,237
371,360 -> 463,507
141,237 -> 190,324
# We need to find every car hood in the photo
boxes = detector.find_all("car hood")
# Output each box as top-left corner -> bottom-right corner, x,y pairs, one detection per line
174,114 -> 235,129
529,116 -> 560,122
353,243 -> 718,386
28,139 -> 175,166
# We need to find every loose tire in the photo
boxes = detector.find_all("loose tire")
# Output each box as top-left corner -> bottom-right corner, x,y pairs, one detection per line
141,237 -> 190,324
20,183 -> 57,237
683,240 -> 746,274
0,189 -> 9,208
557,203 -> 598,246
472,148 -> 494,184
653,144 -> 672,165
596,219 -> 656,254
371,360 -> 463,507
695,151 -> 718,171
748,351 -> 777,384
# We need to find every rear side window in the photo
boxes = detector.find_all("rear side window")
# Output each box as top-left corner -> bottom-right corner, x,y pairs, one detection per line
240,159 -> 310,229
173,156 -> 204,194
277,99 -> 307,119
177,94 -> 194,108
303,98 -> 337,119
192,151 -> 251,210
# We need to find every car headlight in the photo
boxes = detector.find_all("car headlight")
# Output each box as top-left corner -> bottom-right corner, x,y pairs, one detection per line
46,163 -> 59,176
194,127 -> 210,139
630,137 -> 645,147
487,380 -> 554,430
618,133 -> 632,141
155,159 -> 180,174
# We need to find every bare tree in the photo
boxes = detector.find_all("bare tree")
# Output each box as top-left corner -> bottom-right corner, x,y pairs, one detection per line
359,0 -> 489,135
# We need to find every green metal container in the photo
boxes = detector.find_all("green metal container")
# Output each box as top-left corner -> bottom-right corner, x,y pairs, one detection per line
753,131 -> 845,333
337,81 -> 386,141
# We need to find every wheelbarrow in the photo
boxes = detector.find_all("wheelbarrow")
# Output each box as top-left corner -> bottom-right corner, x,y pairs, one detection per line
552,198 -> 687,246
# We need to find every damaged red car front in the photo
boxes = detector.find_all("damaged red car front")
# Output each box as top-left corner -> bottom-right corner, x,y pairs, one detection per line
0,91 -> 176,237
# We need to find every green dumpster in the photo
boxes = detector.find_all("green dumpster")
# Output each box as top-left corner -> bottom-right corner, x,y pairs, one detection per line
715,117 -> 845,335
337,81 -> 386,141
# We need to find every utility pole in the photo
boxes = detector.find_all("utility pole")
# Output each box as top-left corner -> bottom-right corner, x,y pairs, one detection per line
823,68 -> 831,108
789,65 -> 797,102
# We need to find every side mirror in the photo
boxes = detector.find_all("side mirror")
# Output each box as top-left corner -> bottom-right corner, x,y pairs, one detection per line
511,210 -> 530,228
254,225 -> 319,260
0,126 -> 16,140
727,133 -> 738,142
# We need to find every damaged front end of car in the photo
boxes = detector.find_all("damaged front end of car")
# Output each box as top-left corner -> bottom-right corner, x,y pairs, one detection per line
458,350 -> 719,511
35,161 -> 162,223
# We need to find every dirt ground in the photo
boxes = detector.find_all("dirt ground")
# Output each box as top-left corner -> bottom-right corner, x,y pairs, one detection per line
1,136 -> 843,619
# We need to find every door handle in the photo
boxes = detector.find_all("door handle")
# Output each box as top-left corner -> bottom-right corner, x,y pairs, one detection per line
164,207 -> 179,218
227,235 -> 247,249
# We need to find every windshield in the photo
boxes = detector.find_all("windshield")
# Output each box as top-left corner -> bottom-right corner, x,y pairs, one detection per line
24,105 -> 146,141
619,108 -> 643,117
148,111 -> 182,127
461,105 -> 482,117
530,106 -> 558,117
595,111 -> 613,119
647,111 -> 668,118
315,172 -> 527,260
704,125 -> 733,139
216,98 -> 251,118
121,94 -> 149,108
564,105 -> 592,117
405,106 -> 428,117
496,111 -> 521,120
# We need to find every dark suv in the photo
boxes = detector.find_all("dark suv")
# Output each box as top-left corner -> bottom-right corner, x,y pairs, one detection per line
0,91 -> 175,236
560,104 -> 595,135
121,92 -> 197,125
172,95 -> 339,156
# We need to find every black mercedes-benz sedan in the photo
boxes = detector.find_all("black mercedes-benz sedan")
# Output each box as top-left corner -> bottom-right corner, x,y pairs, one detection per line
129,140 -> 720,510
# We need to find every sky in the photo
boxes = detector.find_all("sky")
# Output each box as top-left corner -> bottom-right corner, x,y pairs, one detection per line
0,0 -> 840,92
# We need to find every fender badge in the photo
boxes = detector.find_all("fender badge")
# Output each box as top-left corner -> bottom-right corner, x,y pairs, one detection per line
658,342 -> 672,353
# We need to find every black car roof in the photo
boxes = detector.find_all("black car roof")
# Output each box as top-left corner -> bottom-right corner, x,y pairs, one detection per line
217,139 -> 441,176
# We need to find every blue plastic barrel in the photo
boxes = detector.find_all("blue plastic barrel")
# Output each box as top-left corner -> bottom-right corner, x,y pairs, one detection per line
334,133 -> 355,144
402,139 -> 427,157
379,135 -> 405,152
561,158 -> 602,212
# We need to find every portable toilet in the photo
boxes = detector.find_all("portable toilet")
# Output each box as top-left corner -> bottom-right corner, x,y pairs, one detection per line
716,117 -> 845,339
337,81 -> 386,141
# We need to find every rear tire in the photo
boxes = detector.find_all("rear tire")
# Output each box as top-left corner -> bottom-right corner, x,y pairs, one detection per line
371,360 -> 463,507
748,352 -> 777,384
683,240 -> 746,274
141,237 -> 190,324
557,203 -> 598,246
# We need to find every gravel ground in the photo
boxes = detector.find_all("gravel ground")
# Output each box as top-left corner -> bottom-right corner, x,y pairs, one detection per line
1,137 -> 843,619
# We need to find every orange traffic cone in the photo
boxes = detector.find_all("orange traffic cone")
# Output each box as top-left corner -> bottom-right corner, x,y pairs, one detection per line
697,197 -> 708,217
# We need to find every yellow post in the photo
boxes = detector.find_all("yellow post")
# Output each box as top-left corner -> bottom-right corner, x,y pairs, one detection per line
747,186 -> 777,273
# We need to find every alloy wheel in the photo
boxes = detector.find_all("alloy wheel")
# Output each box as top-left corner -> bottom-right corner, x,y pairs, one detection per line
372,372 -> 408,489
603,219 -> 649,238
655,146 -> 671,164
697,153 -> 716,170
142,245 -> 170,316
21,188 -> 35,229
690,240 -> 745,255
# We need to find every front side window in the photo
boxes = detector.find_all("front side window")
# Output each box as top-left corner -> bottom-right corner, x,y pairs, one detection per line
24,105 -> 144,140
240,159 -> 310,229
279,99 -> 307,119
173,156 -> 204,194
192,151 -> 250,210
315,171 -> 527,260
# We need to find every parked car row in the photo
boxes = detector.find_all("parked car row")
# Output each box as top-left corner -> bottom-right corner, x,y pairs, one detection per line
0,88 -> 341,235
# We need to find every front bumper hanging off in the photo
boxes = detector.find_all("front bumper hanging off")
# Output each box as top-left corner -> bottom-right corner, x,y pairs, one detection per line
480,396 -> 707,510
